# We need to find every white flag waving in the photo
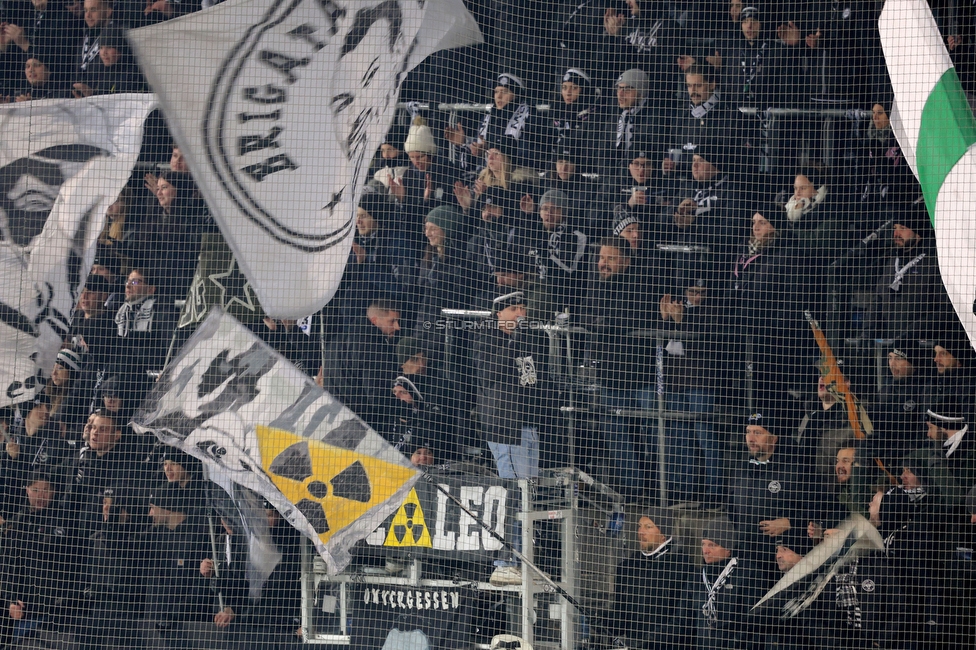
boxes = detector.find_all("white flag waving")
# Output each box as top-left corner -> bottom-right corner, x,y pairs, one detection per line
0,94 -> 155,407
132,309 -> 420,575
128,0 -> 483,319
880,0 -> 976,347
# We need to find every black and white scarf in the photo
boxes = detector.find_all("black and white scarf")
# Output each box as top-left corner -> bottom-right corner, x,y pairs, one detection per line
835,562 -> 863,629
626,19 -> 666,52
115,296 -> 157,337
739,40 -> 768,99
690,91 -> 722,120
616,99 -> 648,151
702,558 -> 738,628
479,103 -> 531,143
80,27 -> 105,71
693,175 -> 728,211
889,251 -> 926,291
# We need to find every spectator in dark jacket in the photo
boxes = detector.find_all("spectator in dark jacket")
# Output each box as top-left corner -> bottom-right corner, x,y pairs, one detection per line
528,189 -> 589,316
612,508 -> 693,649
693,516 -> 764,649
864,206 -> 948,341
412,206 -> 467,343
728,205 -> 813,403
320,299 -> 401,429
111,266 -> 178,376
9,51 -> 71,100
728,411 -> 808,579
80,25 -> 146,95
0,471 -> 78,648
63,410 -> 150,650
868,338 -> 931,470
661,66 -> 755,183
659,277 -> 726,506
584,236 -> 653,499
343,189 -> 413,324
474,290 -> 550,480
143,483 -> 215,649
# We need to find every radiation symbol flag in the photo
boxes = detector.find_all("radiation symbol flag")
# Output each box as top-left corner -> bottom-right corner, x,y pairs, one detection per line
257,425 -> 418,546
384,488 -> 432,548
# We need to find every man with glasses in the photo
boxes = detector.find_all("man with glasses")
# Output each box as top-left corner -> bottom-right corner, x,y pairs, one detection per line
111,267 -> 176,376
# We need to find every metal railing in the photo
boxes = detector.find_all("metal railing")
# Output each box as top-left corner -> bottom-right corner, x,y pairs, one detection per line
392,102 -> 873,173
437,308 -> 736,507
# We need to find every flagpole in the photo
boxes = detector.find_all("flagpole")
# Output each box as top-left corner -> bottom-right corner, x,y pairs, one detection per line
419,471 -> 614,643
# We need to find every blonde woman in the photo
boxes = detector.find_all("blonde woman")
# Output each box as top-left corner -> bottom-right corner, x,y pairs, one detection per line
454,146 -> 538,213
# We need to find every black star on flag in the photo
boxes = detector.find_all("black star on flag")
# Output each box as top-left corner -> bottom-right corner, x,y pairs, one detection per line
209,257 -> 257,313
178,232 -> 264,328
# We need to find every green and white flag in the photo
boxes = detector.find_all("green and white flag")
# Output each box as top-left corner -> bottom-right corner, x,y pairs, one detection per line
880,0 -> 976,347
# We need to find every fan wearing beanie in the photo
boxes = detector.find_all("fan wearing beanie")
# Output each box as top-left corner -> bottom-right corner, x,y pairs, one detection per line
444,72 -> 541,172
731,201 -> 812,404
529,189 -> 589,315
728,411 -> 806,579
610,68 -> 660,174
347,188 -> 413,311
610,508 -> 693,648
913,396 -> 976,505
693,516 -> 765,649
412,206 -> 466,341
872,336 -> 931,470
144,482 -> 218,646
862,202 -> 946,342
390,115 -> 458,238
550,67 -> 601,170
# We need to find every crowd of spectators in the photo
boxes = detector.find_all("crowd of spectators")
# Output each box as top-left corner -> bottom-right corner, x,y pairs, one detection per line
3,0 -> 976,647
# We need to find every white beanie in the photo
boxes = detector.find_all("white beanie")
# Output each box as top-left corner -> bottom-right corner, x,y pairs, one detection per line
403,116 -> 437,155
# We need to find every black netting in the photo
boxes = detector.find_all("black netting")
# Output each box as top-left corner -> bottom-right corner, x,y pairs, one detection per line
0,0 -> 974,648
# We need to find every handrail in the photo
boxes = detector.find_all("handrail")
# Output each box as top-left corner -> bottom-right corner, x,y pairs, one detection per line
393,102 -> 873,119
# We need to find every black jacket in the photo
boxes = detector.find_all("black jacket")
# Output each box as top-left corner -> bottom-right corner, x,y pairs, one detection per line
320,321 -> 399,430
0,503 -> 79,620
691,557 -> 766,650
612,538 -> 693,648
584,265 -> 653,392
141,515 -> 212,623
473,324 -> 550,446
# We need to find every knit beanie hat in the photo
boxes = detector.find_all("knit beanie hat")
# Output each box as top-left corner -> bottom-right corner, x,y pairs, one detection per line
496,72 -> 525,92
562,68 -> 592,91
740,6 -> 760,21
756,200 -> 789,235
561,67 -> 599,106
492,290 -> 526,313
928,317 -> 976,366
56,347 -> 84,372
358,188 -> 391,221
703,516 -> 736,551
640,507 -> 674,539
616,68 -> 649,102
890,336 -> 925,369
892,202 -> 933,239
612,204 -> 641,236
403,116 -> 437,155
425,205 -> 462,240
747,410 -> 779,437
539,189 -> 570,211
